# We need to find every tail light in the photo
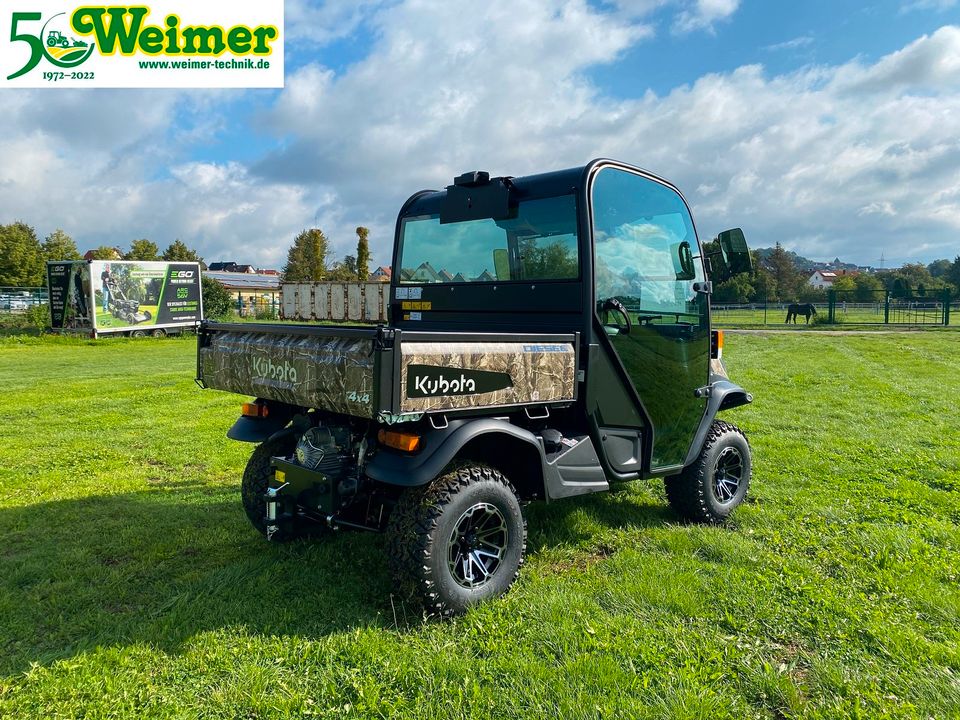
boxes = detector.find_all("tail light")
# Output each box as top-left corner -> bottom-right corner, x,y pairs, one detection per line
241,401 -> 269,418
378,429 -> 422,452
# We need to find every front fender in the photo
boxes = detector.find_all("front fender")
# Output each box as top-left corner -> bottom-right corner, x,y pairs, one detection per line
683,376 -> 753,467
365,417 -> 545,487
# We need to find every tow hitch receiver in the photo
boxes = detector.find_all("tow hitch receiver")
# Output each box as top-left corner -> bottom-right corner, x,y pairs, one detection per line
264,457 -> 351,539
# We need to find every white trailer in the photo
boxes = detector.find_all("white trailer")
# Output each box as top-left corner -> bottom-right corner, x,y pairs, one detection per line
47,260 -> 203,338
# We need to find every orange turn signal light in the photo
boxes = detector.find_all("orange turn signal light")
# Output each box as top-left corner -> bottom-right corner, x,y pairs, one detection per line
378,429 -> 421,452
711,329 -> 724,359
241,402 -> 269,418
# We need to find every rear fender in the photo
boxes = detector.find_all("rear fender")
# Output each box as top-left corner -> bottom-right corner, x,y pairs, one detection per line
365,417 -> 609,502
225,400 -> 298,443
365,418 -> 544,488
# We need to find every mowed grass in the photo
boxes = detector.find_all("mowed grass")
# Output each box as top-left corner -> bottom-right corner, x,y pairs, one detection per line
0,331 -> 959,719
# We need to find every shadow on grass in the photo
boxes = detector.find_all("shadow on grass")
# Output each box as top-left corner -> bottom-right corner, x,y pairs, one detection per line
525,487 -> 675,554
0,326 -> 42,338
0,482 -> 676,675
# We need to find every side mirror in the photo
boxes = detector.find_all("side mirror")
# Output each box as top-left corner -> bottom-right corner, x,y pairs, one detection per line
673,241 -> 696,281
706,228 -> 752,282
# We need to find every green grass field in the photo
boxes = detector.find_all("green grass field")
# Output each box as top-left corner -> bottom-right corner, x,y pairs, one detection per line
1,331 -> 959,719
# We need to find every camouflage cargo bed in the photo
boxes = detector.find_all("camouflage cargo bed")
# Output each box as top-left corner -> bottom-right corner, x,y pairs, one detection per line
197,322 -> 579,420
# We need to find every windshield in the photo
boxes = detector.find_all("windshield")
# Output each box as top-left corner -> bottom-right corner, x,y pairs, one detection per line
398,194 -> 579,284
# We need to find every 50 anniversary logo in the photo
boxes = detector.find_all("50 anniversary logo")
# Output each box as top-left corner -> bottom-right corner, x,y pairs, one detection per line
1,1 -> 284,88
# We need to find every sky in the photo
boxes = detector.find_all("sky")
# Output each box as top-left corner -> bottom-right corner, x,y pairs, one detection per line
1,0 -> 959,269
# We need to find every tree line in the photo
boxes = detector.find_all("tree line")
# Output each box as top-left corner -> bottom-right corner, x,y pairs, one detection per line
714,243 -> 960,304
281,226 -> 373,283
0,222 -> 203,287
0,218 -> 374,287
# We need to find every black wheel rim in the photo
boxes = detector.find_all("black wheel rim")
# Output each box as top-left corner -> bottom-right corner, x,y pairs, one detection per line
713,447 -> 744,504
447,502 -> 508,589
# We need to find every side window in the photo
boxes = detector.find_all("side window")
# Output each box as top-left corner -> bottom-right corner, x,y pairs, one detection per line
592,168 -> 704,322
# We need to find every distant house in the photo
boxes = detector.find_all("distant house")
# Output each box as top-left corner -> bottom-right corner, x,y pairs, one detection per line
412,262 -> 441,283
438,269 -> 454,282
259,269 -> 280,276
371,266 -> 392,282
452,272 -> 468,283
808,269 -> 859,289
208,262 -> 256,273
474,269 -> 496,282
809,270 -> 838,289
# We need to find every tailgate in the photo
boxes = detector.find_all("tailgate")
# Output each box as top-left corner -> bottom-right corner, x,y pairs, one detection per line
197,322 -> 386,418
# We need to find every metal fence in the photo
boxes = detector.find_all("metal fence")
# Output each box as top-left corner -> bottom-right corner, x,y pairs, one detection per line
281,282 -> 390,323
712,289 -> 955,327
0,287 -> 47,313
233,293 -> 281,319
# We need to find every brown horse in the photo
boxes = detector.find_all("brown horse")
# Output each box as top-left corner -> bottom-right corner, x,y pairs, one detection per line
785,303 -> 817,324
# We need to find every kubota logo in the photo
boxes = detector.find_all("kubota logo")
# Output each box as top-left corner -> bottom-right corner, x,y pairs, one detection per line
413,373 -> 476,396
253,356 -> 297,384
406,365 -> 514,399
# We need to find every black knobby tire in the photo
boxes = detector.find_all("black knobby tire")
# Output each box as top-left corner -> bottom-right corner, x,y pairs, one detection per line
665,420 -> 751,524
387,464 -> 527,616
241,436 -> 299,541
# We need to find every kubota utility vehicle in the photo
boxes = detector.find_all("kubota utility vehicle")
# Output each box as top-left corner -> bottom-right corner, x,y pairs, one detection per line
197,159 -> 754,615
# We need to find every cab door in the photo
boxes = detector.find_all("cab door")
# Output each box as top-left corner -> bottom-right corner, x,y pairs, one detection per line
588,165 -> 709,472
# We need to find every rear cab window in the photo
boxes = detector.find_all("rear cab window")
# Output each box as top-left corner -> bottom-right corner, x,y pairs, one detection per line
398,195 -> 579,284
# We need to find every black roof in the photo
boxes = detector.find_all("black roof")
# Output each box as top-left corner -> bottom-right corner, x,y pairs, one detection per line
403,164 -> 584,218
400,159 -> 679,219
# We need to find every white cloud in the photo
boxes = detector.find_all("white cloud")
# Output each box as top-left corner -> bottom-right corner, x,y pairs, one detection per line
673,0 -> 740,34
284,0 -> 388,46
901,0 -> 958,13
0,3 -> 958,270
859,201 -> 897,217
257,19 -> 960,265
764,36 -> 815,52
0,88 -> 336,268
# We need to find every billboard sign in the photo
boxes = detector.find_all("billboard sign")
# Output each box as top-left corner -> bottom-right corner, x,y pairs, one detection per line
48,260 -> 202,334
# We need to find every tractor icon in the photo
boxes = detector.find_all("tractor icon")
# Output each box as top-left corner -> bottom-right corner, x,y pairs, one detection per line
46,31 -> 87,48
